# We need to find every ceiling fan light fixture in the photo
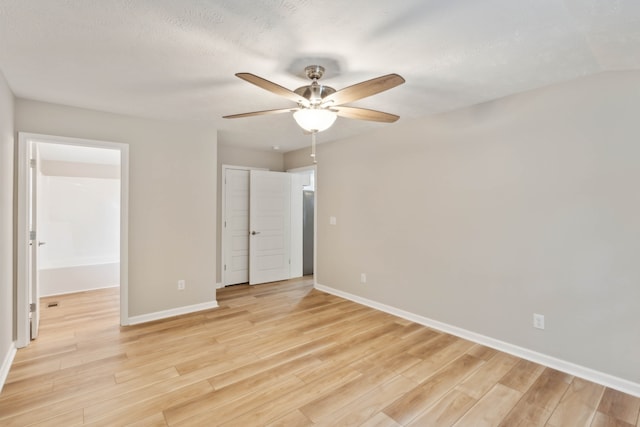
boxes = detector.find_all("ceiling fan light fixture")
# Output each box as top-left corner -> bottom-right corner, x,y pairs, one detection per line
293,108 -> 337,132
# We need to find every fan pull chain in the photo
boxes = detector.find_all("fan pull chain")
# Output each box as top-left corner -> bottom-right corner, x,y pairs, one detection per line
311,131 -> 317,164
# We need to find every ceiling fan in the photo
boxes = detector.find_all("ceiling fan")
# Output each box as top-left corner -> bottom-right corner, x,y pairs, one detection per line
223,65 -> 405,133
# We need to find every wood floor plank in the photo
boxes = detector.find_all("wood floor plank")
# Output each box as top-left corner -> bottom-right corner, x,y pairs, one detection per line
114,412 -> 169,427
164,354 -> 322,425
265,409 -> 313,427
167,375 -> 305,426
406,389 -> 477,427
499,358 -> 546,393
299,363 -> 400,422
591,411 -> 636,427
1,277 -> 637,426
86,382 -> 211,425
455,351 -> 519,399
207,337 -> 334,390
466,344 -> 499,361
402,335 -> 476,384
0,367 -> 172,426
216,363 -> 362,426
598,388 -> 640,425
452,383 -> 522,427
316,375 -> 417,427
359,412 -> 403,427
29,409 -> 85,427
546,377 -> 604,427
384,354 -> 484,425
498,367 -> 573,426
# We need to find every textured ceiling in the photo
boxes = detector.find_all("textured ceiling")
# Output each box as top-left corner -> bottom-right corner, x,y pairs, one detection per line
1,0 -> 640,152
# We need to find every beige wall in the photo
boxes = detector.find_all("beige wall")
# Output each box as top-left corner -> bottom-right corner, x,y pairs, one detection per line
0,70 -> 15,386
15,99 -> 218,317
287,70 -> 640,384
283,145 -> 314,171
216,144 -> 283,284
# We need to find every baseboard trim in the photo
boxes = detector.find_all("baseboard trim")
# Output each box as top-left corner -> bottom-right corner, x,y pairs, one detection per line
41,284 -> 120,298
0,342 -> 17,393
315,283 -> 640,398
127,300 -> 219,325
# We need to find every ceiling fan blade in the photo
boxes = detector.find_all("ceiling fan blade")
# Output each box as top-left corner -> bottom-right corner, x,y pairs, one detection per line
236,73 -> 309,106
322,74 -> 405,106
333,106 -> 400,123
223,107 -> 298,119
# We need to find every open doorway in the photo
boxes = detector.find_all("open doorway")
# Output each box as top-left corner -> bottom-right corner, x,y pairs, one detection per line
17,133 -> 129,347
37,143 -> 121,297
289,166 -> 316,279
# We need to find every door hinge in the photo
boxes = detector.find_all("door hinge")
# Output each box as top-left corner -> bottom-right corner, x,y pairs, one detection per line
29,159 -> 36,168
29,230 -> 36,241
224,264 -> 227,271
30,303 -> 36,313
224,221 -> 226,228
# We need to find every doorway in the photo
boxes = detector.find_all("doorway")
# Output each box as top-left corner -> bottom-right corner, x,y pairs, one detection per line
288,166 -> 316,278
221,165 -> 316,287
16,133 -> 129,347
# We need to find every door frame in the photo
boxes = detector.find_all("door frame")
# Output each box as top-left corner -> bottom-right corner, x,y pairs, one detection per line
16,132 -> 130,347
287,165 -> 317,282
220,165 -> 266,287
220,164 -> 318,287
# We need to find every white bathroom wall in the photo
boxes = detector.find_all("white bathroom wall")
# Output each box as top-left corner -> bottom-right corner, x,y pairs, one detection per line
38,159 -> 120,296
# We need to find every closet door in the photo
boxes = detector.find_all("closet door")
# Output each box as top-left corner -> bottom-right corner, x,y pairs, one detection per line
249,170 -> 291,285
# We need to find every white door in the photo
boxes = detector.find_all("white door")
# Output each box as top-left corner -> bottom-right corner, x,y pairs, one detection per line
28,143 -> 41,340
249,170 -> 291,285
223,168 -> 250,285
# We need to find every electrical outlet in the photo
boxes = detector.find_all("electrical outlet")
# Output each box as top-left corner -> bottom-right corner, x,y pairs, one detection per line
329,216 -> 337,225
178,280 -> 185,291
533,313 -> 545,330
360,273 -> 367,283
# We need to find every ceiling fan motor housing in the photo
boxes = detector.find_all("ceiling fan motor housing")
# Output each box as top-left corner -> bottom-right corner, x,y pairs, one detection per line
304,65 -> 325,80
293,65 -> 336,106
294,84 -> 336,106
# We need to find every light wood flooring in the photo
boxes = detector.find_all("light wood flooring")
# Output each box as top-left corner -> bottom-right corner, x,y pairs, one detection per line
1,277 -> 639,426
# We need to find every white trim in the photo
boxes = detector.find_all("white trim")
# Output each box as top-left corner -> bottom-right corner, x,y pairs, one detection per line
16,135 -> 29,347
119,143 -> 130,326
127,300 -> 219,325
315,283 -> 640,398
42,284 -> 120,298
286,165 -> 316,173
286,165 -> 317,279
220,164 -> 267,287
216,282 -> 224,289
0,342 -> 17,392
17,133 -> 130,341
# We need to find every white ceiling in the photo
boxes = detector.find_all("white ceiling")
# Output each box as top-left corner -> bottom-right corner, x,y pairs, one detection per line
1,0 -> 640,152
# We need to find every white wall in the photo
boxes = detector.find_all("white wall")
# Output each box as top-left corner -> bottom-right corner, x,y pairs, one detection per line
285,70 -> 640,388
38,162 -> 120,295
39,173 -> 120,269
0,70 -> 15,390
16,99 -> 218,318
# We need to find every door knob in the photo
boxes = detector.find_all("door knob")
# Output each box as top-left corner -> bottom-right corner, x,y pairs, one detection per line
251,231 -> 260,235
38,241 -> 46,246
